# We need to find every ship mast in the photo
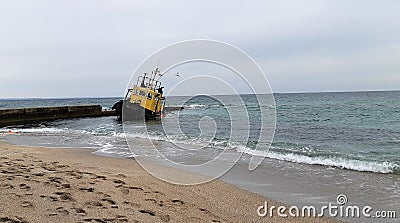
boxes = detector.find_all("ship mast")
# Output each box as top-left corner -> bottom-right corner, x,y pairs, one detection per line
149,59 -> 162,89
149,67 -> 161,89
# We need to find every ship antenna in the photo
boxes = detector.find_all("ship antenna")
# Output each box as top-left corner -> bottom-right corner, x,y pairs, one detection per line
156,59 -> 161,79
156,58 -> 160,69
149,59 -> 162,88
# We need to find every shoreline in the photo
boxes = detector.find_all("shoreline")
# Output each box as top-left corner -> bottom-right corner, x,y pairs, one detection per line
0,141 -> 339,222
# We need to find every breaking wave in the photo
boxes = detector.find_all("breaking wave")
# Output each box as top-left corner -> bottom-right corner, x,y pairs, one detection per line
122,131 -> 399,174
3,125 -> 398,175
239,147 -> 399,174
184,104 -> 206,109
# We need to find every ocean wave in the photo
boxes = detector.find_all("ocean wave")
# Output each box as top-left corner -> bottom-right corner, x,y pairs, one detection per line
185,104 -> 206,109
1,127 -> 68,133
239,147 -> 398,174
1,126 -> 122,136
122,131 -> 233,149
4,125 -> 398,175
120,131 -> 399,174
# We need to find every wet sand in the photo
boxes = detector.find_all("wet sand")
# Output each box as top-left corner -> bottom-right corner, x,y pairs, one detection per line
0,141 -> 339,222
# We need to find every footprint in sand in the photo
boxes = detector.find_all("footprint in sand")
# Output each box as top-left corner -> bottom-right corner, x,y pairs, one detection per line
139,210 -> 155,216
124,186 -> 143,191
32,172 -> 45,176
144,198 -> 157,204
20,201 -> 33,208
101,198 -> 117,205
67,171 -> 83,179
84,201 -> 103,208
48,176 -> 62,184
49,196 -> 58,201
112,179 -> 125,185
78,187 -> 95,192
95,175 -> 107,180
0,183 -> 13,189
41,165 -> 57,172
122,201 -> 141,208
171,199 -> 184,206
0,169 -> 15,174
18,183 -> 31,190
73,207 -> 87,216
54,191 -> 73,201
199,208 -> 220,221
200,208 -> 209,213
60,183 -> 70,189
56,207 -> 69,216
83,216 -> 128,222
0,216 -> 28,223
120,187 -> 129,194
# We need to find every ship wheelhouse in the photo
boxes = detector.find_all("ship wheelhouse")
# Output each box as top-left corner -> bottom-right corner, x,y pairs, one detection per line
130,75 -> 165,114
120,67 -> 165,120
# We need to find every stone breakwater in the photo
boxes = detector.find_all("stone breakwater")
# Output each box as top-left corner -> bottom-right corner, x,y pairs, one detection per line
0,105 -> 116,127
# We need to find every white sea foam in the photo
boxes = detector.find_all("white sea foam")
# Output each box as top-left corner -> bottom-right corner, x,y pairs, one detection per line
122,131 -> 238,152
238,147 -> 398,174
1,126 -> 115,136
185,104 -> 206,109
2,127 -> 68,133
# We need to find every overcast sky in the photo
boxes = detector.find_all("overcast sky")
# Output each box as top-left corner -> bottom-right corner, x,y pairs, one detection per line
0,0 -> 399,98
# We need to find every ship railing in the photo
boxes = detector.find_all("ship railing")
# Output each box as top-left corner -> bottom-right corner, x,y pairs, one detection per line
136,76 -> 162,92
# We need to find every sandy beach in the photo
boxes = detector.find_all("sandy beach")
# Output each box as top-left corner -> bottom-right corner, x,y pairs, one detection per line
0,141 -> 339,223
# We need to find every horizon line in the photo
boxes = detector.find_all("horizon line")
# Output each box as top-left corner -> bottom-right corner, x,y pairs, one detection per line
0,89 -> 399,100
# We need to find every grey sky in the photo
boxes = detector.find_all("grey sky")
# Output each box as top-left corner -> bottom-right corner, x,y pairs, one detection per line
0,0 -> 399,98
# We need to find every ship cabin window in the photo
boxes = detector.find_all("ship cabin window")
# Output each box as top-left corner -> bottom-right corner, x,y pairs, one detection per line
139,90 -> 146,97
133,89 -> 138,95
147,93 -> 153,99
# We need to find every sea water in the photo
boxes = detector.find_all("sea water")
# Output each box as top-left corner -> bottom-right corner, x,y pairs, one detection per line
1,91 -> 399,222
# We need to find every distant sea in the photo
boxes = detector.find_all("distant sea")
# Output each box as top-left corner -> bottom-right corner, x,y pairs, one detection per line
1,91 -> 399,222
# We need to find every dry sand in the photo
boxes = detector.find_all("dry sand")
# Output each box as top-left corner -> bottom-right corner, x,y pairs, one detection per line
0,141 -> 340,222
